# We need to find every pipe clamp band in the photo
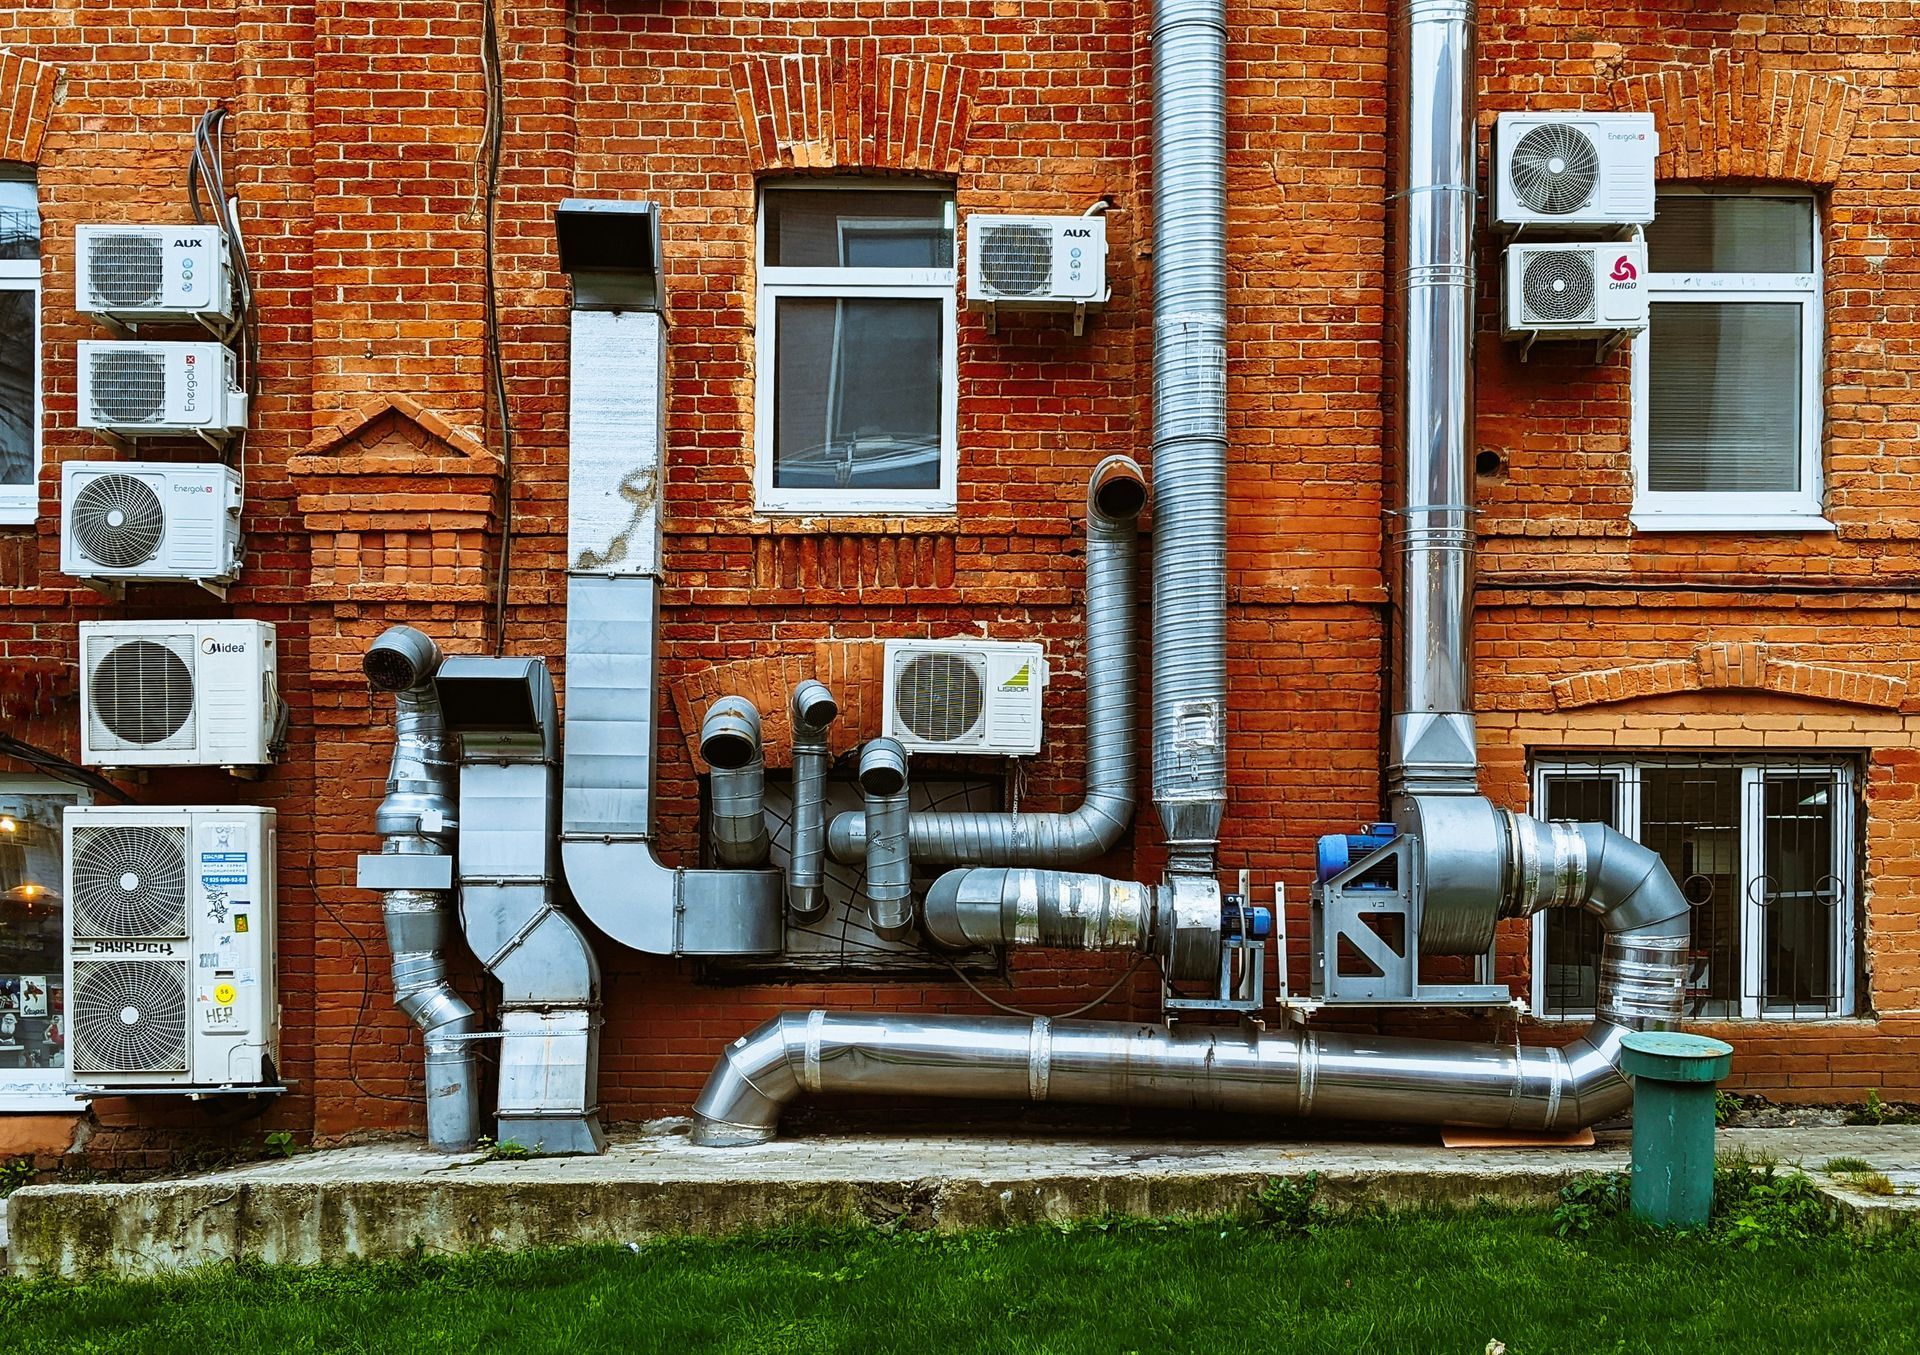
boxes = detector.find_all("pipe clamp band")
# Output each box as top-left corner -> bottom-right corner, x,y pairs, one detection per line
803,1010 -> 825,1093
1028,1017 -> 1052,1102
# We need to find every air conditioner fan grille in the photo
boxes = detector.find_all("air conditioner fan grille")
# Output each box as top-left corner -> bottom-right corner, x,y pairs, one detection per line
69,474 -> 165,569
1522,250 -> 1597,323
71,960 -> 189,1074
70,823 -> 188,939
88,638 -> 195,748
1509,123 -> 1602,216
87,349 -> 169,425
894,652 -> 987,744
976,223 -> 1054,297
85,234 -> 166,309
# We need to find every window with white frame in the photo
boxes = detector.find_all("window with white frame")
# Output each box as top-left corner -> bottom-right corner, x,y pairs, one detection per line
1631,188 -> 1825,531
1531,753 -> 1858,1021
0,168 -> 40,525
0,779 -> 88,1107
754,183 -> 957,514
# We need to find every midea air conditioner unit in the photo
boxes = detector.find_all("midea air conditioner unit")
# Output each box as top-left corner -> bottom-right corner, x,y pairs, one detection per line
1502,241 -> 1648,349
75,341 -> 247,443
1491,112 -> 1658,232
883,639 -> 1048,757
79,620 -> 281,770
59,460 -> 243,595
64,805 -> 278,1091
74,224 -> 236,328
965,215 -> 1108,332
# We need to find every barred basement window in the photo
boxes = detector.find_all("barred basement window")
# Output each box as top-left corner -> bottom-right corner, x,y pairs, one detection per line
0,166 -> 39,525
1530,753 -> 1859,1021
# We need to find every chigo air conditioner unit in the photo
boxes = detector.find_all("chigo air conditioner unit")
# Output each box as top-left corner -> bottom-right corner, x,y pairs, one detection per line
75,341 -> 247,443
79,620 -> 281,770
64,805 -> 278,1091
1491,112 -> 1658,232
59,460 -> 243,595
1502,241 -> 1648,352
965,214 -> 1108,332
883,639 -> 1048,757
73,224 -> 236,329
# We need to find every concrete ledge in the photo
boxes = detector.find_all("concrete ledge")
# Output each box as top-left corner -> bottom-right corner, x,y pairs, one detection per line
10,1123 -> 1919,1278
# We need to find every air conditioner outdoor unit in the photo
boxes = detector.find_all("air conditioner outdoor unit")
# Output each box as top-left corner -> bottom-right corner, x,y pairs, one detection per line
74,224 -> 236,329
1491,113 -> 1658,232
64,805 -> 278,1091
965,215 -> 1108,331
79,620 -> 281,770
883,639 -> 1048,757
59,460 -> 243,595
1502,241 -> 1648,348
75,341 -> 247,443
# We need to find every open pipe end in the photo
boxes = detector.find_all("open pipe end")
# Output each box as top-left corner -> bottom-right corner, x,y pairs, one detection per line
791,679 -> 839,735
701,696 -> 763,770
1089,454 -> 1148,522
364,625 -> 441,692
858,738 -> 909,796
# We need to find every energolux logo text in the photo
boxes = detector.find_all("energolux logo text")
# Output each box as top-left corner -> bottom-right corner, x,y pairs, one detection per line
172,481 -> 215,493
1608,255 -> 1639,287
1606,131 -> 1649,142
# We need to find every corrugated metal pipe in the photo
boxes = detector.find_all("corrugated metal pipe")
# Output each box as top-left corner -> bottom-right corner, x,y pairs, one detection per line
859,739 -> 913,939
691,813 -> 1689,1144
702,696 -> 769,868
828,455 -> 1144,868
356,626 -> 481,1154
785,680 -> 839,919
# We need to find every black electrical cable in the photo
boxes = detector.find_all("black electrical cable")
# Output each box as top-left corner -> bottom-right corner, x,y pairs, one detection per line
0,736 -> 134,803
479,0 -> 514,656
187,106 -> 260,477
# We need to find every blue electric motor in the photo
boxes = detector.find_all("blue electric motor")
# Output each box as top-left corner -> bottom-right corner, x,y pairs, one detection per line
1315,822 -> 1397,884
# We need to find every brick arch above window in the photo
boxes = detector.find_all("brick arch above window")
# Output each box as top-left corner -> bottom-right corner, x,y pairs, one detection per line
1548,642 -> 1908,713
0,50 -> 59,165
1610,54 -> 1861,186
729,43 -> 978,175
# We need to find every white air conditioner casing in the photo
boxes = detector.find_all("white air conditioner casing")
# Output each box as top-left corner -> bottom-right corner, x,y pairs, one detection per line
965,214 -> 1109,311
1492,113 -> 1658,231
60,460 -> 243,588
79,620 -> 279,769
883,639 -> 1048,757
64,805 -> 278,1091
1502,241 -> 1648,339
74,224 -> 235,327
75,341 -> 248,440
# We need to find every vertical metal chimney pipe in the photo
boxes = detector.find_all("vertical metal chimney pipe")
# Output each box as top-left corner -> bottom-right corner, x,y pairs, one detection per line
786,680 -> 839,919
702,696 -> 770,868
858,739 -> 914,940
1387,0 -> 1481,797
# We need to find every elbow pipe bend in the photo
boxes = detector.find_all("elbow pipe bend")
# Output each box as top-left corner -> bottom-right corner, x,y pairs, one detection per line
703,697 -> 770,868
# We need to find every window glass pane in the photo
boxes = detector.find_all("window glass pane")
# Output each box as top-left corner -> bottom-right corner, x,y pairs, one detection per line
1539,775 -> 1617,1016
1761,773 -> 1841,1013
0,287 -> 33,487
1639,764 -> 1740,1018
1647,301 -> 1802,493
1647,196 -> 1814,274
0,178 -> 37,262
764,190 -> 953,269
0,793 -> 73,1072
773,296 -> 942,491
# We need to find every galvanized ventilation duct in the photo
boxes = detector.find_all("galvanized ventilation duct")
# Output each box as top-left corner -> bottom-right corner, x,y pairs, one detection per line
785,680 -> 840,919
702,697 -> 770,868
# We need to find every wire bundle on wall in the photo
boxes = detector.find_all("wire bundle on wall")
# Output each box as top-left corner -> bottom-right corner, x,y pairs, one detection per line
187,105 -> 260,482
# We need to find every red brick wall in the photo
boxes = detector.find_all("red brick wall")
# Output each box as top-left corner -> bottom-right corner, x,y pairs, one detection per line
2,0 -> 1917,1163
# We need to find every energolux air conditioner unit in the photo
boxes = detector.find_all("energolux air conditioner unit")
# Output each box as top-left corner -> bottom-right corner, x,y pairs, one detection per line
79,620 -> 281,770
74,224 -> 236,328
60,460 -> 243,592
75,341 -> 247,442
1502,240 -> 1648,341
965,215 -> 1108,330
64,805 -> 278,1091
883,639 -> 1048,757
1492,112 -> 1658,231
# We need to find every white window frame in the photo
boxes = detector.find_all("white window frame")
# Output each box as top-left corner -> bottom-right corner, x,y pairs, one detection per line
0,169 -> 40,526
753,181 -> 958,516
1630,186 -> 1829,533
0,776 -> 90,1111
1529,755 -> 1858,1022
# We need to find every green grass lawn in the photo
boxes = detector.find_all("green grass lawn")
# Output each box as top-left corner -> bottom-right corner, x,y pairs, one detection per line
2,1208 -> 1916,1355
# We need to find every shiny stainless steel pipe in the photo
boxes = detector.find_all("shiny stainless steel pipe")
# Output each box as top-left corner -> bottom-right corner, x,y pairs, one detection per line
786,680 -> 839,919
702,696 -> 770,868
859,739 -> 913,939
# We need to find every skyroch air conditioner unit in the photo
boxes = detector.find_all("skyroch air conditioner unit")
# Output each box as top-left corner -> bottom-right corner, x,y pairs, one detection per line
74,224 -> 236,329
965,214 -> 1108,333
883,639 -> 1049,757
75,341 -> 248,444
79,620 -> 281,770
64,804 -> 278,1091
1491,113 -> 1658,232
59,460 -> 243,596
1502,241 -> 1648,352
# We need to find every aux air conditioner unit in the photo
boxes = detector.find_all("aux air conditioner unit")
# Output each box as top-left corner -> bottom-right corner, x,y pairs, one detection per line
965,215 -> 1108,332
59,460 -> 243,594
1492,113 -> 1658,232
75,341 -> 247,443
79,620 -> 281,770
1502,241 -> 1648,343
883,639 -> 1048,757
74,224 -> 236,328
64,805 -> 278,1091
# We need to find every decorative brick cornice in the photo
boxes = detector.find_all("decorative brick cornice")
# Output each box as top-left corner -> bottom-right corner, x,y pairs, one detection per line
729,42 -> 977,175
1612,53 -> 1860,185
0,50 -> 59,164
1550,641 -> 1907,711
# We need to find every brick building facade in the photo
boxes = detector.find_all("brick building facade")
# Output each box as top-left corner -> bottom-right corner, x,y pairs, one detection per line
0,0 -> 1915,1163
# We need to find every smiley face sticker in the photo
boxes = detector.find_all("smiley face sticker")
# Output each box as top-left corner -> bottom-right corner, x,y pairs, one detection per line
213,983 -> 237,1006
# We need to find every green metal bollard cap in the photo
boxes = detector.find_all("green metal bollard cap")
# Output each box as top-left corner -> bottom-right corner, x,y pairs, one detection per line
1620,1031 -> 1734,1085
